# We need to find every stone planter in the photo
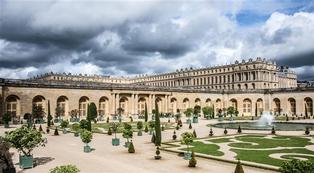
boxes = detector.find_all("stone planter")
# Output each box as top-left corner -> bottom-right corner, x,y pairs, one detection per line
3,168 -> 16,173
112,138 -> 120,146
124,141 -> 130,148
70,118 -> 75,122
63,129 -> 67,134
74,132 -> 79,137
186,119 -> 191,124
4,123 -> 9,128
183,152 -> 191,160
218,116 -> 224,121
206,116 -> 211,120
84,145 -> 91,153
192,117 -> 198,123
137,130 -> 142,136
149,129 -> 153,135
19,155 -> 33,169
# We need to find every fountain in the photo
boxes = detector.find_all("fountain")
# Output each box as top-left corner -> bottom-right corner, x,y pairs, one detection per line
256,112 -> 274,126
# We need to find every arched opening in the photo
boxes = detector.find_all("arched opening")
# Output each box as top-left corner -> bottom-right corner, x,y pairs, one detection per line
155,97 -> 162,112
195,98 -> 201,106
243,98 -> 252,116
119,97 -> 128,115
170,98 -> 177,114
229,99 -> 238,110
205,98 -> 211,107
244,84 -> 248,90
138,97 -> 146,115
183,98 -> 190,110
215,99 -> 222,112
99,96 -> 109,116
305,97 -> 313,116
32,95 -> 46,118
273,98 -> 281,115
57,96 -> 69,117
79,96 -> 89,116
5,95 -> 20,120
288,98 -> 296,115
256,98 -> 263,115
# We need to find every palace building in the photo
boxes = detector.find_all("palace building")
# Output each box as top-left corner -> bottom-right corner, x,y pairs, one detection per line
0,58 -> 313,121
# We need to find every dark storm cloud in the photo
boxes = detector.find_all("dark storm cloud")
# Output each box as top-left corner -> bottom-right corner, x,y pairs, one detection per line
277,51 -> 314,68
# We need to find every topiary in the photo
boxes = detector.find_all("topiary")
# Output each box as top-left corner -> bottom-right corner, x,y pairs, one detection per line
224,128 -> 228,135
305,127 -> 310,135
80,129 -> 93,144
60,120 -> 69,129
188,151 -> 197,167
144,125 -> 149,133
46,127 -> 50,134
155,146 -> 161,160
106,117 -> 109,123
128,140 -> 135,153
237,125 -> 242,134
234,160 -> 244,173
193,129 -> 197,138
209,128 -> 213,136
151,132 -> 156,143
176,125 -> 179,130
172,130 -> 177,140
107,127 -> 112,135
49,164 -> 80,173
137,121 -> 143,131
39,124 -> 43,132
54,127 -> 59,136
189,123 -> 192,129
33,124 -> 36,130
79,119 -> 89,130
271,126 -> 276,135
130,116 -> 133,122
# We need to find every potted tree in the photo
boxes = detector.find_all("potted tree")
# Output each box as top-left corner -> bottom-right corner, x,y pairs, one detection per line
202,106 -> 212,120
80,129 -> 93,153
148,121 -> 155,135
137,121 -> 143,136
72,123 -> 80,137
2,113 -> 11,128
184,108 -> 193,124
110,122 -> 120,146
60,120 -> 69,134
193,105 -> 201,123
4,125 -> 46,169
181,132 -> 194,160
122,123 -> 133,148
218,109 -> 224,121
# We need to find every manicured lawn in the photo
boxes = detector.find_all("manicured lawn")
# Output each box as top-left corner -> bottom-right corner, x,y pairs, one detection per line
229,135 -> 311,149
231,148 -> 314,167
208,137 -> 233,143
181,141 -> 224,156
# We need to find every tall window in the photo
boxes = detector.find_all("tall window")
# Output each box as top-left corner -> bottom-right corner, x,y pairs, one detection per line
243,99 -> 252,113
79,97 -> 89,116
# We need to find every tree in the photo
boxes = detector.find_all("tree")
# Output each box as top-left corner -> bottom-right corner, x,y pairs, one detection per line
4,125 -> 46,156
154,102 -> 162,146
54,127 -> 59,136
279,159 -> 314,173
193,105 -> 201,116
0,137 -> 15,171
184,108 -> 194,119
137,121 -> 143,131
33,104 -> 45,120
55,106 -> 64,119
181,132 -> 194,153
110,122 -> 120,139
188,151 -> 197,167
60,120 -> 69,129
2,113 -> 11,125
234,160 -> 244,173
122,123 -> 133,143
155,146 -> 161,159
144,103 -> 148,122
202,106 -> 213,118
47,100 -> 53,127
80,129 -> 93,144
87,102 -> 97,123
128,140 -> 135,153
49,164 -> 80,173
227,106 -> 236,117
79,119 -> 89,130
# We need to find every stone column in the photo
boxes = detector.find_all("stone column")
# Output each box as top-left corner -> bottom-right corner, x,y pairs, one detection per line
148,94 -> 152,114
115,93 -> 119,114
152,94 -> 156,113
135,94 -> 138,114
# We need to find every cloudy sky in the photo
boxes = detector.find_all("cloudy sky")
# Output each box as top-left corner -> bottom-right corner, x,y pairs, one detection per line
0,0 -> 314,80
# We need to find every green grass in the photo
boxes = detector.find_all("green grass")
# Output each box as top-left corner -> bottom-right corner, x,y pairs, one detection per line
181,141 -> 224,157
229,135 -> 311,149
231,148 -> 314,167
208,138 -> 233,143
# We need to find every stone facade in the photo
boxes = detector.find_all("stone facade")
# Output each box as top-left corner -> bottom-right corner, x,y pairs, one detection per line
1,59 -> 312,121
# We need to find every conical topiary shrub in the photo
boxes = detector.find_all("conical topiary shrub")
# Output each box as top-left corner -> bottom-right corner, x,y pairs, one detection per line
144,125 -> 149,133
106,117 -> 109,123
271,126 -> 276,135
209,128 -> 213,136
234,160 -> 244,173
172,130 -> 177,140
237,126 -> 242,134
46,127 -> 50,134
39,124 -> 43,132
151,132 -> 156,143
155,146 -> 161,160
188,151 -> 197,167
108,127 -> 112,135
224,128 -> 228,135
176,125 -> 179,130
189,123 -> 192,129
33,124 -> 36,130
193,129 -> 197,138
128,140 -> 135,153
54,127 -> 59,136
305,127 -> 310,135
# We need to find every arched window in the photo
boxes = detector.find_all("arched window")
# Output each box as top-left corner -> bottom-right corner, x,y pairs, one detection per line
119,97 -> 128,115
99,97 -> 109,116
138,97 -> 146,115
79,96 -> 89,116
305,97 -> 313,116
273,98 -> 281,115
183,98 -> 190,109
288,98 -> 296,115
6,95 -> 20,119
57,96 -> 68,117
243,99 -> 252,114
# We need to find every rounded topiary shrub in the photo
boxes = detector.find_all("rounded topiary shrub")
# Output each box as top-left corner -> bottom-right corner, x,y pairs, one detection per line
49,164 -> 80,173
80,129 -> 93,144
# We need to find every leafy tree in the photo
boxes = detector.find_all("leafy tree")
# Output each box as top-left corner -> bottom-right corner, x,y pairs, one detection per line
184,108 -> 194,119
144,103 -> 148,122
193,105 -> 201,115
279,159 -> 314,173
227,106 -> 236,117
49,164 -> 80,173
80,129 -> 93,144
55,106 -> 64,119
110,122 -> 120,139
234,160 -> 244,173
202,106 -> 213,118
2,113 -> 11,125
137,121 -> 143,131
154,102 -> 162,146
87,102 -> 97,123
122,123 -> 133,143
188,151 -> 197,167
60,120 -> 69,129
181,132 -> 194,153
47,100 -> 53,127
4,125 -> 46,156
212,105 -> 215,118
79,119 -> 89,130
33,104 -> 45,120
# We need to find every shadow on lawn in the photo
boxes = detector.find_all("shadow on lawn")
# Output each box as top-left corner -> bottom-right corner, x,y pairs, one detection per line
34,157 -> 55,166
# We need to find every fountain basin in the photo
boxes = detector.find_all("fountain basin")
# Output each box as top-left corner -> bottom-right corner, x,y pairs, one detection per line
211,122 -> 314,131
